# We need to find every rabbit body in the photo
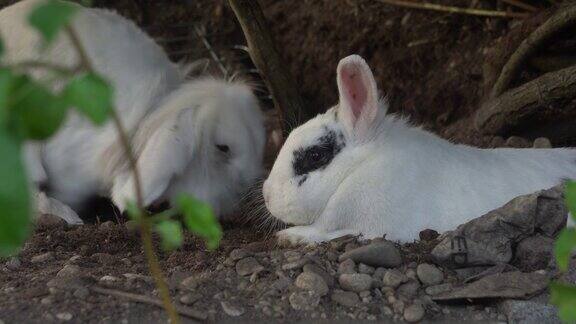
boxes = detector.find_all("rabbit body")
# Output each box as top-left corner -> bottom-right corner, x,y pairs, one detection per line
1,0 -> 265,216
263,55 -> 576,244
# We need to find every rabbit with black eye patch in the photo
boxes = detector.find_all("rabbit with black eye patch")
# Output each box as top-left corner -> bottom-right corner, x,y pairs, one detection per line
263,54 -> 576,245
0,0 -> 266,221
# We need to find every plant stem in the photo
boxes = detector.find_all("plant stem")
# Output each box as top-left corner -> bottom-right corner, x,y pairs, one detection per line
64,25 -> 180,324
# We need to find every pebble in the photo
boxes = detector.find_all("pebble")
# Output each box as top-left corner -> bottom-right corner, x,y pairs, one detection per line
57,265 -> 81,278
99,275 -> 120,283
221,301 -> 245,317
295,272 -> 329,296
56,312 -> 73,321
505,136 -> 531,148
179,293 -> 202,305
533,137 -> 552,148
397,280 -> 421,300
31,252 -> 54,263
5,257 -> 21,270
416,263 -> 444,285
338,241 -> 402,268
404,304 -> 425,322
229,248 -> 250,261
289,291 -> 320,311
358,263 -> 375,275
73,287 -> 90,299
425,283 -> 452,295
393,300 -> 405,314
236,257 -> 264,276
382,269 -> 407,288
303,263 -> 335,287
281,258 -> 309,270
331,290 -> 359,307
419,229 -> 439,241
338,273 -> 372,292
338,259 -> 356,274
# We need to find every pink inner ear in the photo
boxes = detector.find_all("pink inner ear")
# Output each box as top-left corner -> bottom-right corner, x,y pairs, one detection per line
340,64 -> 367,119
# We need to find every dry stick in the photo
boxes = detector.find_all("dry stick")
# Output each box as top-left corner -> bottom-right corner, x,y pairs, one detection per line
475,64 -> 576,134
228,0 -> 307,136
64,26 -> 181,324
91,286 -> 207,321
490,4 -> 576,98
501,0 -> 538,12
377,0 -> 530,18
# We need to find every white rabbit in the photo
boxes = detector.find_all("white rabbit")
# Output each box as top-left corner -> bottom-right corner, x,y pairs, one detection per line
0,0 -> 266,219
263,54 -> 576,245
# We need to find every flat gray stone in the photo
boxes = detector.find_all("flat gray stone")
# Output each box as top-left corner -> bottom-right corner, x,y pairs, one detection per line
416,263 -> 444,285
339,241 -> 402,268
338,273 -> 372,292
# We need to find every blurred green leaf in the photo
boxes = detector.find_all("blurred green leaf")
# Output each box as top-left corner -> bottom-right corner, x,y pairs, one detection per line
28,0 -> 79,47
566,181 -> 576,222
62,73 -> 112,125
551,282 -> 576,322
555,228 -> 576,272
0,129 -> 31,257
125,200 -> 141,222
0,69 -> 13,126
178,195 -> 222,250
155,220 -> 183,251
11,77 -> 66,140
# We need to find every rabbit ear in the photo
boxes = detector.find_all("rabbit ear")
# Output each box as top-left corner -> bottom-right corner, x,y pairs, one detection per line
111,109 -> 196,210
336,55 -> 380,139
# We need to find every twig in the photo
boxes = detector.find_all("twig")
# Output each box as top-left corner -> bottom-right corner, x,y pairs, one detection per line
490,4 -> 576,97
228,0 -> 308,136
91,286 -> 207,321
192,25 -> 229,79
501,0 -> 538,13
377,0 -> 530,19
64,25 -> 181,324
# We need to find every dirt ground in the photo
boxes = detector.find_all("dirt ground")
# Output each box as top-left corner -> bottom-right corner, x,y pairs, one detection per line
0,0 -> 572,323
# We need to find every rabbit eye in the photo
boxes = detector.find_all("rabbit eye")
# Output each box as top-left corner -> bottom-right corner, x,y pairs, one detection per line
216,144 -> 230,153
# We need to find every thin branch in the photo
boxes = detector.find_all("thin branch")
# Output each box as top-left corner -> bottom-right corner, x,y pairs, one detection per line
377,0 -> 530,19
64,25 -> 180,324
91,286 -> 207,321
192,25 -> 229,79
490,3 -> 576,97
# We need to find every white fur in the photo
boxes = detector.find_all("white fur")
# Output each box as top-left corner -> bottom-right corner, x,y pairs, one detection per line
263,55 -> 576,244
1,0 -> 265,217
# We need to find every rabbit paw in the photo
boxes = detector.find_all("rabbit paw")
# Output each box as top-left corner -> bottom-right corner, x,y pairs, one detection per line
277,226 -> 355,247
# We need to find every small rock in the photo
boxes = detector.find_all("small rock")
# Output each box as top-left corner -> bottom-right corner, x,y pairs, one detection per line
99,220 -> 115,229
505,136 -> 531,148
425,283 -> 453,295
47,276 -> 92,292
397,280 -> 421,300
331,290 -> 359,307
358,263 -> 375,275
5,258 -> 21,270
338,259 -> 356,274
236,257 -> 264,276
499,300 -> 560,323
41,296 -> 54,305
382,269 -> 407,288
303,263 -> 335,287
221,301 -> 245,317
73,287 -> 89,299
419,229 -> 439,241
180,276 -> 201,290
514,235 -> 554,270
56,312 -> 73,321
338,273 -> 372,292
406,268 -> 418,281
295,272 -> 329,296
99,275 -> 120,282
373,267 -> 386,280
281,258 -> 309,270
533,137 -> 552,149
179,293 -> 202,305
57,265 -> 81,278
229,248 -> 250,261
91,253 -> 116,264
404,304 -> 425,322
289,291 -> 320,311
416,263 -> 444,285
31,252 -> 54,263
339,241 -> 402,268
393,300 -> 405,314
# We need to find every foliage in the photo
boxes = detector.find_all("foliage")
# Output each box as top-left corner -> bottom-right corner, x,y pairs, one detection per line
552,181 -> 576,322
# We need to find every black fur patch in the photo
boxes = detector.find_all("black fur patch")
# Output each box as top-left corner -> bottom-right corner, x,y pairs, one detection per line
292,127 -> 345,179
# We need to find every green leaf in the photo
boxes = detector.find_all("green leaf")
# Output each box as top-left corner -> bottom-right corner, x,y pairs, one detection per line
551,282 -> 576,322
28,0 -> 79,47
566,181 -> 576,222
62,73 -> 112,125
125,200 -> 141,222
555,228 -> 576,272
0,69 -> 13,126
11,77 -> 67,140
178,195 -> 222,250
0,129 -> 31,257
155,220 -> 183,251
